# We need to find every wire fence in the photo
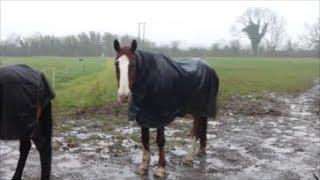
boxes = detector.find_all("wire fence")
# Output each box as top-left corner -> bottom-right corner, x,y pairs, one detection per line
35,60 -> 86,89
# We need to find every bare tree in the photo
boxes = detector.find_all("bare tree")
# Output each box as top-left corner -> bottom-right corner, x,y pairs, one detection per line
303,18 -> 320,48
285,39 -> 299,52
265,15 -> 286,53
235,8 -> 281,55
230,40 -> 241,54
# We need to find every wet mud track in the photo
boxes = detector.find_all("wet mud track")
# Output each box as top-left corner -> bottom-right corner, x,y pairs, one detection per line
1,84 -> 319,180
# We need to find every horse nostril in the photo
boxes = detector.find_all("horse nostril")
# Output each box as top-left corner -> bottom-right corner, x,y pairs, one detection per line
123,95 -> 129,100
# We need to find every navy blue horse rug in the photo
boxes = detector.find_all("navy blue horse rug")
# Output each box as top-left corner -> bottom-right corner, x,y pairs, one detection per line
129,51 -> 219,128
0,64 -> 55,139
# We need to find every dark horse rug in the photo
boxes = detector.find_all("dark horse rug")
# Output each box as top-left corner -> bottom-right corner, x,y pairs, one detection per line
129,51 -> 219,128
0,64 -> 55,139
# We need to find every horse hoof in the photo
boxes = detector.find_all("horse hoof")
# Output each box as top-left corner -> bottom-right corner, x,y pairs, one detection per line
154,167 -> 166,178
196,149 -> 206,157
182,157 -> 193,166
135,164 -> 149,175
12,175 -> 21,180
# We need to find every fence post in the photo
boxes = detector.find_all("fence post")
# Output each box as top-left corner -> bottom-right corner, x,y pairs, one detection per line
52,67 -> 55,88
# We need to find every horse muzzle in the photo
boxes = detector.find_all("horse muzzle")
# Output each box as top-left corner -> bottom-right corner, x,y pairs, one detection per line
117,93 -> 130,103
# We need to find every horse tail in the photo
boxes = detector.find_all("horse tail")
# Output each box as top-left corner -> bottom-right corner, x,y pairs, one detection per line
211,68 -> 219,120
39,102 -> 52,142
38,72 -> 54,141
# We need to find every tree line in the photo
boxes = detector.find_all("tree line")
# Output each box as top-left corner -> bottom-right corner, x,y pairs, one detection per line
1,8 -> 319,58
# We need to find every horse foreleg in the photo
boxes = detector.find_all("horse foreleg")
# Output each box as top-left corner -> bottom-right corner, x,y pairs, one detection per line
136,127 -> 150,175
183,136 -> 199,166
32,136 -> 51,180
183,115 -> 201,166
154,127 -> 166,178
12,138 -> 31,180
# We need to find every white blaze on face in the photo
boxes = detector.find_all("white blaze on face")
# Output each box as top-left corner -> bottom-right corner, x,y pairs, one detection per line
117,55 -> 131,100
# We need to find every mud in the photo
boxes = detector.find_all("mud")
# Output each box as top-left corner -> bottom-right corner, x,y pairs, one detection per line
223,93 -> 290,116
1,83 -> 319,180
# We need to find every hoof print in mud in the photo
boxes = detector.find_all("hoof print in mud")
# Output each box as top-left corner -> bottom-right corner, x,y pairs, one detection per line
182,158 -> 194,166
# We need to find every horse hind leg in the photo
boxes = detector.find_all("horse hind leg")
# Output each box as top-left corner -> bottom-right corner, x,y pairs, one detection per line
32,103 -> 52,180
12,138 -> 31,180
154,127 -> 166,178
32,135 -> 51,180
198,117 -> 207,156
136,127 -> 150,175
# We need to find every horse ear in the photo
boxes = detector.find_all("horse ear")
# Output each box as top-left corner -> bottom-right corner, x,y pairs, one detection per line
113,39 -> 120,52
130,39 -> 137,52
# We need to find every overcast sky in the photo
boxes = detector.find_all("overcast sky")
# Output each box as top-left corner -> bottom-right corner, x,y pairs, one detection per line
1,1 -> 319,48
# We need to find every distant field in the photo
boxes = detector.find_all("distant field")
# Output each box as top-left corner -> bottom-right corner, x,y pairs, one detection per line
0,56 -> 107,89
206,57 -> 319,96
1,56 -> 319,110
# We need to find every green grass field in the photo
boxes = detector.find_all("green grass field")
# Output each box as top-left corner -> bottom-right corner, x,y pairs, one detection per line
1,56 -> 319,110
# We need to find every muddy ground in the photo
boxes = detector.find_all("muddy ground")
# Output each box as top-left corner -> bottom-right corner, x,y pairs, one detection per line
1,83 -> 319,180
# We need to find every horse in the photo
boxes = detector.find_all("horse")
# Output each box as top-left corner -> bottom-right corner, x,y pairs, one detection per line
0,64 -> 55,180
113,39 -> 219,177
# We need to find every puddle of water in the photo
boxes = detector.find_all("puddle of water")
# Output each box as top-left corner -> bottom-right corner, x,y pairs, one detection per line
76,133 -> 88,140
290,111 -> 313,116
0,144 -> 12,155
0,166 -> 13,180
121,138 -> 136,149
165,129 -> 180,136
130,151 -> 159,165
206,157 -> 229,167
208,121 -> 221,126
207,134 -> 217,139
262,137 -> 294,154
56,154 -> 82,169
170,147 -> 187,156
114,126 -> 139,135
293,130 -> 308,137
272,128 -> 282,134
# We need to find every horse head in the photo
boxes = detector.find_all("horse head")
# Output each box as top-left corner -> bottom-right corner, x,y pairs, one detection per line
113,39 -> 138,103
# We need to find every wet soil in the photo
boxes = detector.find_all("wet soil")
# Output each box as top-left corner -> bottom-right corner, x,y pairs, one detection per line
1,83 -> 319,180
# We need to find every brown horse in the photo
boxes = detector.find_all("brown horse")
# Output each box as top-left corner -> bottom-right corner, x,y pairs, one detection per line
0,64 -> 55,180
113,39 -> 219,177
